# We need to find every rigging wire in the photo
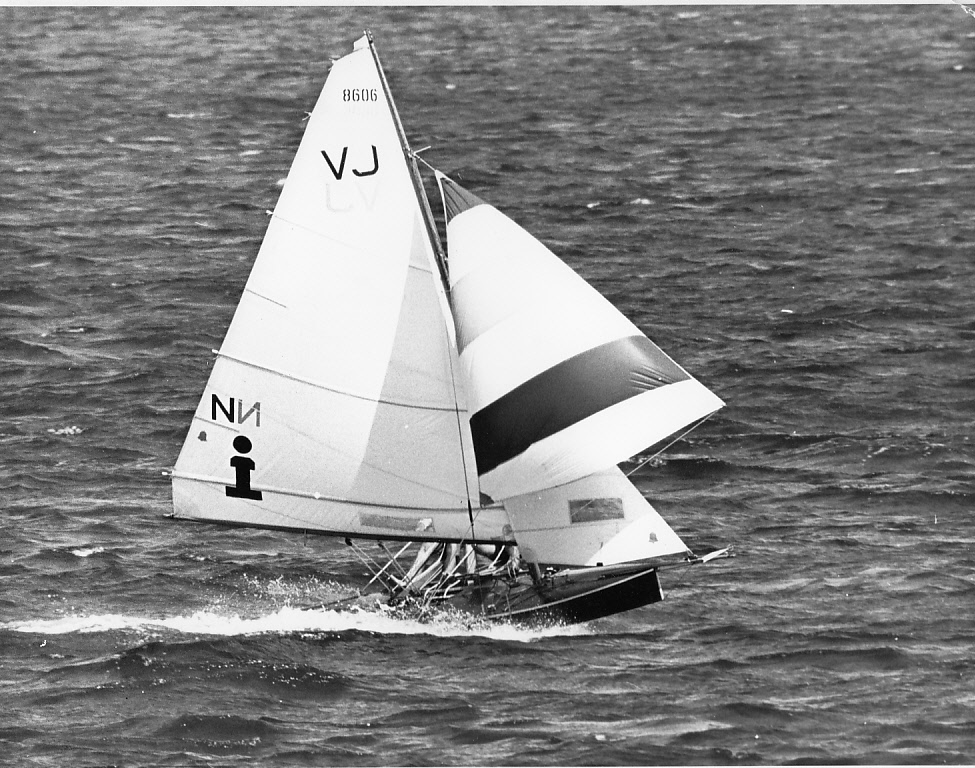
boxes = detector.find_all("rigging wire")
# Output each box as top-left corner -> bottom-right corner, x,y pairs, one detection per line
411,150 -> 440,175
623,413 -> 719,482
362,541 -> 413,590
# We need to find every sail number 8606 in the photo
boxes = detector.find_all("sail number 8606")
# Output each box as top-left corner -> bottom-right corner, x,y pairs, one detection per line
344,88 -> 378,102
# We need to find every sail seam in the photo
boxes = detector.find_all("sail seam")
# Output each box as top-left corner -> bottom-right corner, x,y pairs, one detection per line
172,471 -> 474,512
214,350 -> 464,412
171,514 -> 508,545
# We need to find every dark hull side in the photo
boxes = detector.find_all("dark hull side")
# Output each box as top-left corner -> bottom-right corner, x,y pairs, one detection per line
439,564 -> 665,625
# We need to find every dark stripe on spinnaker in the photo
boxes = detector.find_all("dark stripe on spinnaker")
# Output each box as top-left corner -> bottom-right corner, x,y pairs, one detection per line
440,177 -> 487,223
470,335 -> 690,475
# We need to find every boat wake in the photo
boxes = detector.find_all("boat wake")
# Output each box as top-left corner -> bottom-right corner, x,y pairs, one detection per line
4,603 -> 590,642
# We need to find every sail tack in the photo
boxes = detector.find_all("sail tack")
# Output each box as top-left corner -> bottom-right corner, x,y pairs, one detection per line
172,39 -> 503,543
438,175 -> 725,501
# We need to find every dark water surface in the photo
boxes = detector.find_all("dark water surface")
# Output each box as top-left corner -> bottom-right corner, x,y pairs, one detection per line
2,6 -> 974,766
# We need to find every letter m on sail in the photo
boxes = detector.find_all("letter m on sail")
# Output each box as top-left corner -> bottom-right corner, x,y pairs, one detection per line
211,394 -> 261,428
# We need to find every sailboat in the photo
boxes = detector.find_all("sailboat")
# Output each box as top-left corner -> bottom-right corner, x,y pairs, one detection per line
170,33 -> 729,625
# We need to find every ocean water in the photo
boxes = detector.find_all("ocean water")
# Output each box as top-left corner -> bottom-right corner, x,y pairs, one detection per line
2,5 -> 974,766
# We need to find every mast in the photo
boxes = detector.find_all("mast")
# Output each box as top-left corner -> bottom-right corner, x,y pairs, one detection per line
365,32 -> 450,290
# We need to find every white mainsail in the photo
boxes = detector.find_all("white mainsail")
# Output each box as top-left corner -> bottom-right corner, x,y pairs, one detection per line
438,174 -> 724,565
172,37 -> 507,543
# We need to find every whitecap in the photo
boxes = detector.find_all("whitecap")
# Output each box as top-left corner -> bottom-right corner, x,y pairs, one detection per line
47,426 -> 84,436
71,546 -> 105,558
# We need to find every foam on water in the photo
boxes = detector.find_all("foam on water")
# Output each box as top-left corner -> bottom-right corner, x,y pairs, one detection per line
70,546 -> 105,557
5,605 -> 590,642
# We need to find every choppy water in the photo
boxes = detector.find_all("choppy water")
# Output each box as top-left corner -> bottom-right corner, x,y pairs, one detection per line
2,6 -> 974,766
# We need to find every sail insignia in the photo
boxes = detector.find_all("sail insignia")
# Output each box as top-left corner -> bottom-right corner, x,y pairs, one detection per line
568,498 -> 625,524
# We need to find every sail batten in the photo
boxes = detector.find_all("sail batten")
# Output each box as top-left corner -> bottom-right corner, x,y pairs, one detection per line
266,211 -> 368,252
243,288 -> 288,309
173,477 -> 510,544
172,472 -> 480,512
211,350 -> 463,412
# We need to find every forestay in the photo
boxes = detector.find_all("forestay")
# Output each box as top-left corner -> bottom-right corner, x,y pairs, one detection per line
172,37 -> 506,543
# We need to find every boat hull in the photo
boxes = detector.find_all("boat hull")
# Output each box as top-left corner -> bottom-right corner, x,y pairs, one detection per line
437,563 -> 665,625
